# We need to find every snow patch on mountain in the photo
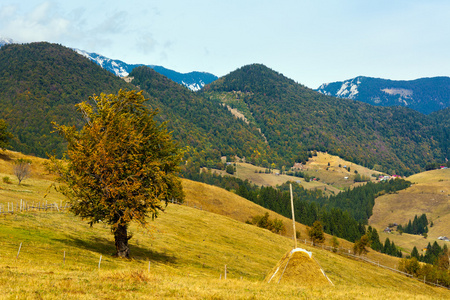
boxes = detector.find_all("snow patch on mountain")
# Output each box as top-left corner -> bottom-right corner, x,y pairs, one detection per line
381,88 -> 413,98
0,37 -> 14,47
73,48 -> 130,77
318,78 -> 360,99
183,81 -> 205,91
72,48 -> 217,91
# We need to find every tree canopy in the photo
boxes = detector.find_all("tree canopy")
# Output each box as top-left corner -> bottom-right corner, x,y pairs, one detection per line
308,221 -> 325,246
49,89 -> 184,257
0,119 -> 13,150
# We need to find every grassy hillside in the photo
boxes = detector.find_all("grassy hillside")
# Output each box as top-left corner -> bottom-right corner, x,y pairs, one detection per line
369,168 -> 450,254
1,151 -> 449,298
205,152 -> 383,199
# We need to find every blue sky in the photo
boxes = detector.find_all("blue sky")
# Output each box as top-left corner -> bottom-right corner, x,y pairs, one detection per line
1,0 -> 449,88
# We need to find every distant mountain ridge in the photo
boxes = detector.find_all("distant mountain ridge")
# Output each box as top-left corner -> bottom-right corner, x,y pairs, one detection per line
204,64 -> 449,175
317,76 -> 450,114
0,38 -> 217,91
73,48 -> 218,91
1,42 -> 449,176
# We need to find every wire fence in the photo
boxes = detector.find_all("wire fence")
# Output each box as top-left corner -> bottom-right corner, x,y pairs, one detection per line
0,199 -> 70,214
298,239 -> 450,290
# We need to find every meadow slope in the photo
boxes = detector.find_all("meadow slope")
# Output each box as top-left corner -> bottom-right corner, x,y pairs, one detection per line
0,150 -> 449,298
369,168 -> 450,254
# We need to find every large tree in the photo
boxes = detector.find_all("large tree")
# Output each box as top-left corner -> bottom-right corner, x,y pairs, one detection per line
49,90 -> 184,257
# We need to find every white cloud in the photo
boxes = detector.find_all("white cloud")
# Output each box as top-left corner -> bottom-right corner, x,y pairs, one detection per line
1,1 -> 71,43
136,33 -> 158,55
0,4 -> 17,19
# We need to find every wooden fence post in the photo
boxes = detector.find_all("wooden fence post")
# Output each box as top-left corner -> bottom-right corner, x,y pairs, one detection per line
98,255 -> 102,270
16,243 -> 22,259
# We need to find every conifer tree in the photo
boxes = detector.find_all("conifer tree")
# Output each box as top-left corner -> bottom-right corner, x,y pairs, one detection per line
411,246 -> 419,259
308,220 -> 325,246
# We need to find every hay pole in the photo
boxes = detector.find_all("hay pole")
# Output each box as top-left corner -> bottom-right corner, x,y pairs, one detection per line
277,253 -> 292,284
289,183 -> 297,249
312,256 -> 334,287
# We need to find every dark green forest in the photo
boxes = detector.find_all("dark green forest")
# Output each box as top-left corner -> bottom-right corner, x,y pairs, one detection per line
0,42 -> 133,157
203,64 -> 449,176
397,214 -> 429,235
129,66 -> 270,166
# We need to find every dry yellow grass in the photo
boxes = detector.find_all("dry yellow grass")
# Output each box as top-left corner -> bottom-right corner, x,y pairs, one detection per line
369,168 -> 450,254
0,150 -> 449,298
1,206 -> 448,299
183,178 -> 408,271
212,152 -> 383,197
264,248 -> 331,286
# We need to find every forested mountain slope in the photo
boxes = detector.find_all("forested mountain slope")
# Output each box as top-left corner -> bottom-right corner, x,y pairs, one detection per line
317,76 -> 450,114
203,64 -> 447,175
1,44 -> 447,177
0,42 -> 133,156
129,66 -> 270,168
0,43 -> 269,167
429,108 -> 450,159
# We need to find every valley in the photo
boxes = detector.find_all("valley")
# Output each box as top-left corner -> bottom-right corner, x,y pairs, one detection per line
0,41 -> 449,298
370,168 -> 450,254
0,150 -> 448,298
208,151 -> 383,194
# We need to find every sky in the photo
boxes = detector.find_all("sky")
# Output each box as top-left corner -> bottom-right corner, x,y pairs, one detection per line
1,0 -> 449,89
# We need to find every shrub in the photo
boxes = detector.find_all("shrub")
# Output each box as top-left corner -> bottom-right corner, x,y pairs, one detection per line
248,212 -> 286,234
2,176 -> 12,184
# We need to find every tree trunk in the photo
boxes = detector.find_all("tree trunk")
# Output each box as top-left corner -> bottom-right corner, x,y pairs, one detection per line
114,224 -> 130,258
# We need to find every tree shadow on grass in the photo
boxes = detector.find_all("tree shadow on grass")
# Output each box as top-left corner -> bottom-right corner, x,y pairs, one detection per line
55,236 -> 177,264
0,152 -> 12,161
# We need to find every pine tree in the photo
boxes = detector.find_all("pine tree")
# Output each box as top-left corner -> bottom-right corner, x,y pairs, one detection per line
411,246 -> 419,259
308,221 -> 325,246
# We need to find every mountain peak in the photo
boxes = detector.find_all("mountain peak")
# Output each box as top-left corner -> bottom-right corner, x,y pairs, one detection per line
317,76 -> 450,114
205,63 -> 299,93
0,37 -> 15,47
72,48 -> 217,91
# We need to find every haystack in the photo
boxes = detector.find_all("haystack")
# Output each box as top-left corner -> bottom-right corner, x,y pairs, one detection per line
265,248 -> 333,286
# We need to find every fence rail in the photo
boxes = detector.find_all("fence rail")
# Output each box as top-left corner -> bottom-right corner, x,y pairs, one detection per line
298,239 -> 450,290
0,199 -> 70,214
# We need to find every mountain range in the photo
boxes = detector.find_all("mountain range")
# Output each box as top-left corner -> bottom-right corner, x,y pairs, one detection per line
317,76 -> 450,114
0,38 -> 217,91
73,48 -> 218,91
0,42 -> 449,176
